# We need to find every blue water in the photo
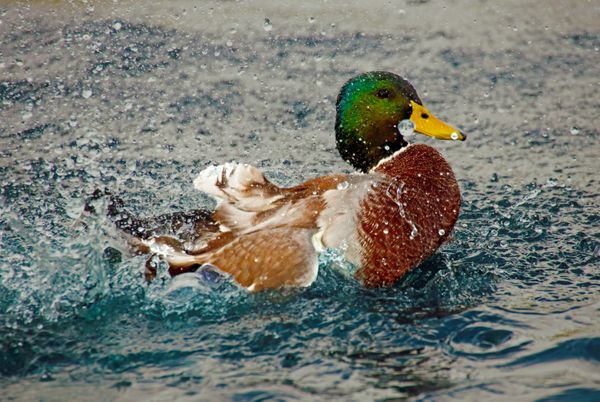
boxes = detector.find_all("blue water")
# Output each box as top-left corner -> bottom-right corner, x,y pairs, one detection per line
1,1 -> 600,400
1,151 -> 598,400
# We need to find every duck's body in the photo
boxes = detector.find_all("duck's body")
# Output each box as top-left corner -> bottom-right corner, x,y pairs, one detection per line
106,72 -> 466,291
129,144 -> 460,291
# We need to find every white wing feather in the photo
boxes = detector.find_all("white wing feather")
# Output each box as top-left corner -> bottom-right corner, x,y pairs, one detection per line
193,162 -> 284,232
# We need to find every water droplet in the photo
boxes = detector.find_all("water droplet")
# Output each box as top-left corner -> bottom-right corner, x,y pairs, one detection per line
308,17 -> 316,24
383,228 -> 389,235
113,22 -> 122,31
438,229 -> 446,236
336,181 -> 349,190
40,372 -> 53,382
68,120 -> 78,127
409,226 -> 418,240
397,119 -> 415,137
226,40 -> 233,47
82,89 -> 92,99
384,145 -> 390,151
263,18 -> 272,31
451,132 -> 460,140
570,127 -> 580,135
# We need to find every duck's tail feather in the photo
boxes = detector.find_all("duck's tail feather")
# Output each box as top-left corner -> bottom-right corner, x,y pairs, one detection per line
83,188 -> 220,248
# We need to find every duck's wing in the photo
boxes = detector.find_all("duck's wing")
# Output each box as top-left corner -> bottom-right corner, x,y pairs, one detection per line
194,163 -> 283,210
193,162 -> 370,233
193,162 -> 287,232
302,173 -> 375,265
166,227 -> 318,291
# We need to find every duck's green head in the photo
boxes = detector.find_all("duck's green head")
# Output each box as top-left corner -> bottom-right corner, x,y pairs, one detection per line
335,71 -> 465,172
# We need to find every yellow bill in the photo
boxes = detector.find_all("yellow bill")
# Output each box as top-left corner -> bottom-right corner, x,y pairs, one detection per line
409,100 -> 466,141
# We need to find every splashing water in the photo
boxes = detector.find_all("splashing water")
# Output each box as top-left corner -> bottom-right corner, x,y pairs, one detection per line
263,18 -> 273,32
397,119 -> 416,138
385,178 -> 419,240
81,89 -> 93,99
336,180 -> 349,190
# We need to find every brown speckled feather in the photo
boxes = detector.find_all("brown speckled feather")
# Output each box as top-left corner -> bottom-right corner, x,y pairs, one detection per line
184,228 -> 318,291
355,144 -> 461,287
151,165 -> 350,290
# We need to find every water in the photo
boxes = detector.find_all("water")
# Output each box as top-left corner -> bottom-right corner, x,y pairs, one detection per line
1,1 -> 599,400
398,119 -> 416,138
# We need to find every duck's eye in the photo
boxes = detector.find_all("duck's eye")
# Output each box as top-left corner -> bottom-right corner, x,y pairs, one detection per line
421,113 -> 429,119
376,88 -> 391,99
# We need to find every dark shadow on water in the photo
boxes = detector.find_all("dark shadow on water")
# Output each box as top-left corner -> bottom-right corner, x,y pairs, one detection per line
398,253 -> 448,290
499,337 -> 600,368
536,388 -> 600,402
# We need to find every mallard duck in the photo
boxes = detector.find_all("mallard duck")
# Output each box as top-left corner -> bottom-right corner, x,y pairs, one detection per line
102,71 -> 465,291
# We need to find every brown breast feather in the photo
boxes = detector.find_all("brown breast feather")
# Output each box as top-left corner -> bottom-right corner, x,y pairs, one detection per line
355,144 -> 461,287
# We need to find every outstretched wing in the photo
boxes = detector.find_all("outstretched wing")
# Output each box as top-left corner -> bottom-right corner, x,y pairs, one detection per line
165,227 -> 318,292
193,162 -> 285,231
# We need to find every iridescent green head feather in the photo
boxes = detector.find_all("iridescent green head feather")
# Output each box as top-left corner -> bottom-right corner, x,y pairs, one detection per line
335,71 -> 465,172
